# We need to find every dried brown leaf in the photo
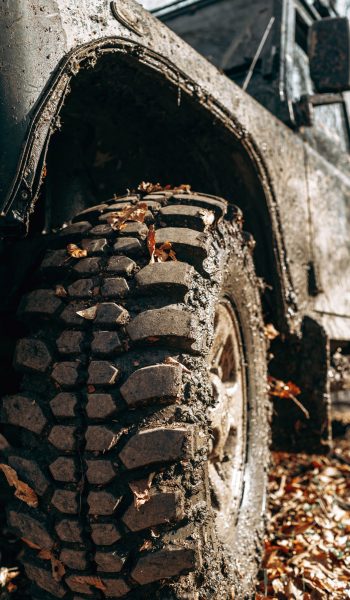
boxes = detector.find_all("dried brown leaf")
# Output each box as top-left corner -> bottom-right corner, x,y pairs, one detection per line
137,182 -> 191,194
147,224 -> 156,263
70,576 -> 106,592
107,202 -> 148,230
139,539 -> 153,551
199,209 -> 215,227
173,184 -> 191,193
268,376 -> 301,399
0,464 -> 38,508
264,323 -> 280,340
76,305 -> 98,320
51,557 -> 66,582
21,538 -> 41,550
154,240 -> 177,262
129,473 -> 154,510
0,567 -> 19,590
138,181 -> 163,194
163,356 -> 191,373
55,284 -> 67,297
106,428 -> 128,452
37,549 -> 52,560
66,243 -> 87,259
268,376 -> 309,419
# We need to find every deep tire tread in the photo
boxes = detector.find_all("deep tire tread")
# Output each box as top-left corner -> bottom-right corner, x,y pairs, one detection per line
2,190 -> 268,599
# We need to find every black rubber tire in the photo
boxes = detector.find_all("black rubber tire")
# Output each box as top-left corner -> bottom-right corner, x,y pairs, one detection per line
1,190 -> 270,599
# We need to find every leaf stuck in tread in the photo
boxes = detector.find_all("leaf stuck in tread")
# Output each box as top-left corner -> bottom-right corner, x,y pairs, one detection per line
147,225 -> 177,263
106,202 -> 148,230
0,464 -> 38,508
76,305 -> 98,320
129,473 -> 154,510
264,323 -> 279,340
147,224 -> 156,263
70,575 -> 106,592
164,356 -> 191,373
55,284 -> 67,297
66,243 -> 87,259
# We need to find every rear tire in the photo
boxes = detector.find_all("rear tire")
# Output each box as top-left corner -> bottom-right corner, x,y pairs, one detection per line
1,190 -> 270,599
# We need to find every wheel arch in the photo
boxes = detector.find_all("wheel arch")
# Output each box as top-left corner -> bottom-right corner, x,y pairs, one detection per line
1,37 -> 297,334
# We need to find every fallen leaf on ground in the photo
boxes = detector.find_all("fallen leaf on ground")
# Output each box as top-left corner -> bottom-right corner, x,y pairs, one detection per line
76,305 -> 98,320
129,473 -> 155,510
256,441 -> 350,600
66,243 -> 87,258
0,464 -> 38,508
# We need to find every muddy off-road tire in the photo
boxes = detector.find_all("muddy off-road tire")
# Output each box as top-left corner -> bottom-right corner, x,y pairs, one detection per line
1,190 -> 270,599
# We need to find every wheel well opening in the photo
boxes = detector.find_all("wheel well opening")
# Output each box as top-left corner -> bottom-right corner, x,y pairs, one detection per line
35,50 -> 279,321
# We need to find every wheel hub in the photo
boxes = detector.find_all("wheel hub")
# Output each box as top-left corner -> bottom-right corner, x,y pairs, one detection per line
208,301 -> 247,545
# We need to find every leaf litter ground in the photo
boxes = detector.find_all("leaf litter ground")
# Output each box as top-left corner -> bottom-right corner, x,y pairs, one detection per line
256,428 -> 350,599
1,424 -> 350,598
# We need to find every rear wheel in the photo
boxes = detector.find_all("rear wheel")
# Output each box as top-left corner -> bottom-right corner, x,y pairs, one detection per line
1,190 -> 270,599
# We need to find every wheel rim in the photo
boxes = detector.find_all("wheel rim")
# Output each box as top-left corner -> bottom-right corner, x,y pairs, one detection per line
208,300 -> 247,546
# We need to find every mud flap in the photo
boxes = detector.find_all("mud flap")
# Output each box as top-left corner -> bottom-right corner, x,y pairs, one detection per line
271,316 -> 331,453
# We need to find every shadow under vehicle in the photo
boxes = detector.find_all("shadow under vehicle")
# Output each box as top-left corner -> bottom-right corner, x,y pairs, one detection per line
0,0 -> 350,598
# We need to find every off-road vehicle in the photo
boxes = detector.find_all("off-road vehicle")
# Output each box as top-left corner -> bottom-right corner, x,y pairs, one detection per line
0,0 -> 349,598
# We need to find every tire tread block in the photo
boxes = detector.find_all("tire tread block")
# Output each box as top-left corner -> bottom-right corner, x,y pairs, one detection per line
131,547 -> 198,585
155,228 -> 210,266
159,205 -> 215,230
119,427 -> 190,470
135,261 -> 195,294
126,308 -> 198,351
2,395 -> 46,434
51,489 -> 78,514
23,562 -> 66,598
8,510 -> 53,549
120,364 -> 182,408
50,393 -> 77,418
90,523 -> 121,545
14,338 -> 52,373
8,456 -> 49,496
122,491 -> 184,532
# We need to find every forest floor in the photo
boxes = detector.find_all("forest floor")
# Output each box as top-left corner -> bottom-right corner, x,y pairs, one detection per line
255,416 -> 350,600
